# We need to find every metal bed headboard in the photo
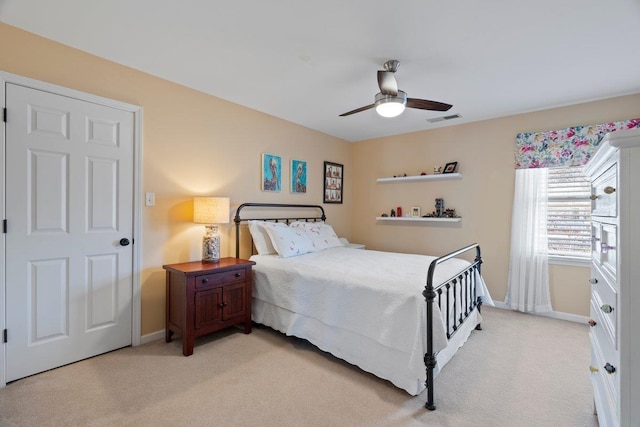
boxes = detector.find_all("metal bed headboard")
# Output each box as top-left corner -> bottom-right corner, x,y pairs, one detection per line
233,203 -> 326,258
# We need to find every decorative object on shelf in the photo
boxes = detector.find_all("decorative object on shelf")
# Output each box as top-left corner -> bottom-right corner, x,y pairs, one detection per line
411,206 -> 421,217
381,213 -> 389,217
396,206 -> 403,217
434,166 -> 442,174
290,159 -> 307,194
323,161 -> 343,204
261,153 -> 282,192
443,162 -> 458,174
193,196 -> 230,263
435,198 -> 445,217
420,172 -> 427,175
390,209 -> 396,217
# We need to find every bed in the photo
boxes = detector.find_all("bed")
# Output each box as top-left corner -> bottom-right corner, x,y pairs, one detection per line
234,203 -> 492,410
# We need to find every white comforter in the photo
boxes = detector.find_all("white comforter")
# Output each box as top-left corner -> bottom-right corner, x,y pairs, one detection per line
251,246 -> 493,393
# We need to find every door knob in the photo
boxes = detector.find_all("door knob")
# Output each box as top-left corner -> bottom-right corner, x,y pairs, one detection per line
119,238 -> 131,246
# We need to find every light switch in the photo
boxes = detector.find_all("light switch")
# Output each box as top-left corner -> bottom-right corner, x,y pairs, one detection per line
145,192 -> 155,207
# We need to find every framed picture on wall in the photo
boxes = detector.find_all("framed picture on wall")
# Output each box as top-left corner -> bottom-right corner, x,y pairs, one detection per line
443,162 -> 458,174
290,159 -> 307,194
323,161 -> 343,204
261,153 -> 282,192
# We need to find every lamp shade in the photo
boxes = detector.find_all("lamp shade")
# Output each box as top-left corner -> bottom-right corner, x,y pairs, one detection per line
193,197 -> 230,224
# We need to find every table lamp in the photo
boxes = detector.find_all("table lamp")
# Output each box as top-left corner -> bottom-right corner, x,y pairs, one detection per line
193,196 -> 230,262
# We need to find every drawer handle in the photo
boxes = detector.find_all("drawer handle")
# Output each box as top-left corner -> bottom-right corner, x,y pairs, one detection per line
588,319 -> 597,327
591,236 -> 600,243
589,194 -> 598,200
201,278 -> 209,284
604,186 -> 616,195
601,304 -> 614,314
604,363 -> 616,374
589,365 -> 599,373
235,272 -> 242,277
601,243 -> 615,253
589,278 -> 598,285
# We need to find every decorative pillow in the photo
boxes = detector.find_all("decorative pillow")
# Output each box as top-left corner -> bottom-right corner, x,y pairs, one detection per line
290,221 -> 343,251
247,220 -> 277,255
262,222 -> 315,258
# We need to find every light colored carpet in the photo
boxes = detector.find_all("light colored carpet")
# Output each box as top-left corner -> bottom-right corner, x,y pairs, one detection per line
0,306 -> 598,427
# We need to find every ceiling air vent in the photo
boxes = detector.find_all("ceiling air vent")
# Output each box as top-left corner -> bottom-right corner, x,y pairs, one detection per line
426,114 -> 461,123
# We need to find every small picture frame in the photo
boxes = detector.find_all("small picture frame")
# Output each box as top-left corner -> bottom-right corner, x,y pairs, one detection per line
290,159 -> 307,194
323,161 -> 343,204
261,153 -> 282,192
443,162 -> 458,174
411,206 -> 421,217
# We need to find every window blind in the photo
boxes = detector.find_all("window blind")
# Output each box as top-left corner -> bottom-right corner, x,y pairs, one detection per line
547,166 -> 591,258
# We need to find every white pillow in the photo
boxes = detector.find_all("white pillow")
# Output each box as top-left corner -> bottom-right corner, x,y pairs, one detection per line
262,222 -> 315,258
290,221 -> 343,251
247,220 -> 276,255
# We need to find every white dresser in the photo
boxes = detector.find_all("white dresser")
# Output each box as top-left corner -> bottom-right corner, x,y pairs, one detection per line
584,128 -> 640,427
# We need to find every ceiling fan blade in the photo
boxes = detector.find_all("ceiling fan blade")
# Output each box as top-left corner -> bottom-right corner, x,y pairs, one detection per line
339,104 -> 375,117
406,98 -> 453,112
377,71 -> 398,95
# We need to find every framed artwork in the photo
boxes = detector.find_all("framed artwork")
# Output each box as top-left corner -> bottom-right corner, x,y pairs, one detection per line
323,161 -> 343,204
411,206 -> 421,217
261,153 -> 282,192
290,159 -> 307,194
443,162 -> 458,174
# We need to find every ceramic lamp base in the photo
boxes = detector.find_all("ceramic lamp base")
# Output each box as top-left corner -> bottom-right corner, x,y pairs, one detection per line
202,224 -> 220,262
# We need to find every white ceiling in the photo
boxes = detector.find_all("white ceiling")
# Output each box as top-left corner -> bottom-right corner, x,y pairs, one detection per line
2,0 -> 640,142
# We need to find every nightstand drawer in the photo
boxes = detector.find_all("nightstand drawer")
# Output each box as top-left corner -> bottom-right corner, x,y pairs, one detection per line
195,268 -> 246,289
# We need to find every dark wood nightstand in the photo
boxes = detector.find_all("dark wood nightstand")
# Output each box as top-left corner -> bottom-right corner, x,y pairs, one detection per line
163,258 -> 256,356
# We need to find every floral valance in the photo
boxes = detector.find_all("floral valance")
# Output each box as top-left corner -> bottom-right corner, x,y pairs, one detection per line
514,118 -> 640,169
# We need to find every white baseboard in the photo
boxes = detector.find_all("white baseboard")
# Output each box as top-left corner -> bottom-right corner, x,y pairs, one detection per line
139,330 -> 165,345
490,301 -> 589,324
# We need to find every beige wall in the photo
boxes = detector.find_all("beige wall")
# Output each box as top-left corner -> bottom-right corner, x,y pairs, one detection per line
0,23 -> 352,335
351,94 -> 640,316
2,23 -> 639,334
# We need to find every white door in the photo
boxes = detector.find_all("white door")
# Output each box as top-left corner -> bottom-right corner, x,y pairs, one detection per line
4,83 -> 134,382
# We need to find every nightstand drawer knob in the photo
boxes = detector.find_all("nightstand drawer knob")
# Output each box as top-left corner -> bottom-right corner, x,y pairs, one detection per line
589,278 -> 598,285
604,363 -> 616,374
604,186 -> 616,195
601,304 -> 614,314
588,319 -> 597,327
235,272 -> 241,277
201,278 -> 209,284
590,194 -> 598,200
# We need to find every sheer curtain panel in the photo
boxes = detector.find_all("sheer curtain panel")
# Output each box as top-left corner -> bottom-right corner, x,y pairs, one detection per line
506,168 -> 552,313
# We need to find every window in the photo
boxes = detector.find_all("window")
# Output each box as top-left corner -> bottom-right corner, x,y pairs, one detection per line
546,166 -> 591,262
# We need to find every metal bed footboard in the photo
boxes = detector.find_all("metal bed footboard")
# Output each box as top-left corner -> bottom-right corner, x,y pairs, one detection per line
423,243 -> 483,410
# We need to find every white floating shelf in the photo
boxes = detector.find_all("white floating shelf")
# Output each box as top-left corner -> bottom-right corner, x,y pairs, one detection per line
376,216 -> 462,223
376,173 -> 462,183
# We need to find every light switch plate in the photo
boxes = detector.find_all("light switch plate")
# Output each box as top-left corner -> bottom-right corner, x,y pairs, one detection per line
145,192 -> 155,206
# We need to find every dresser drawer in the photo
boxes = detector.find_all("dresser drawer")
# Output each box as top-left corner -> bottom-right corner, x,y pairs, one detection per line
590,265 -> 617,346
195,268 -> 247,290
590,295 -> 617,353
590,332 -> 618,427
591,163 -> 617,217
599,223 -> 617,283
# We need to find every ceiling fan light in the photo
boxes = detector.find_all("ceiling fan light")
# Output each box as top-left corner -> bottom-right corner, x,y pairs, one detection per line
374,90 -> 407,118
